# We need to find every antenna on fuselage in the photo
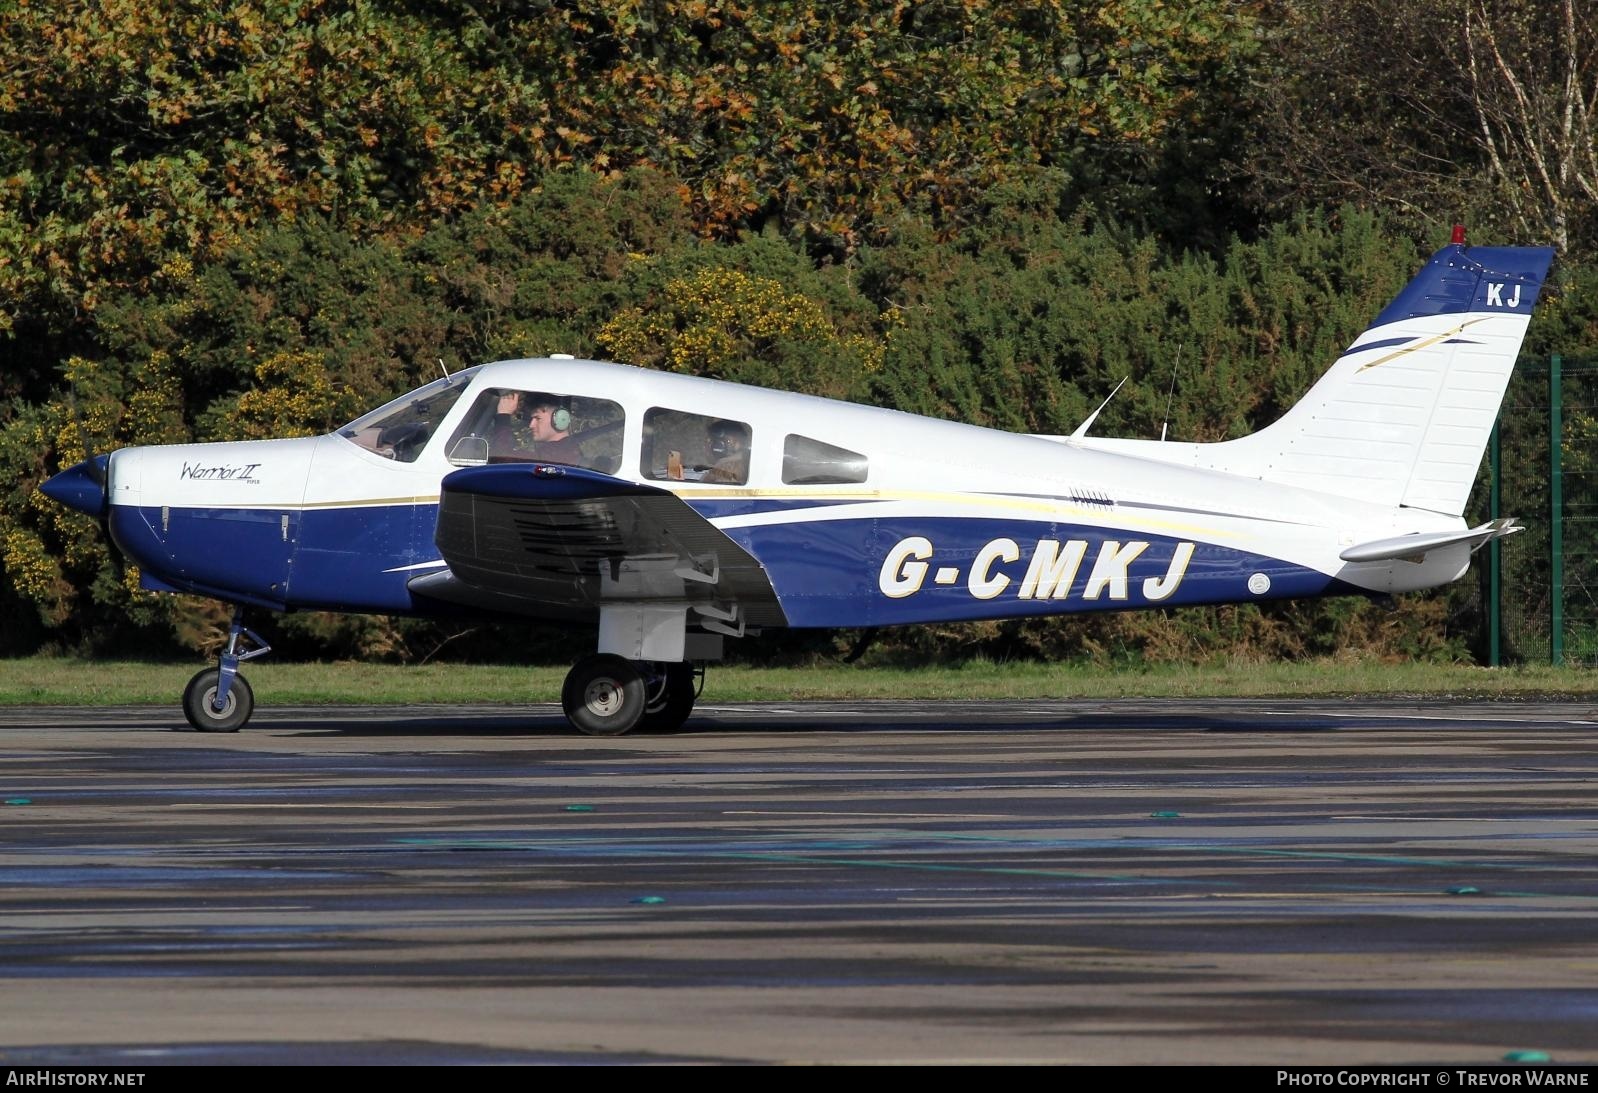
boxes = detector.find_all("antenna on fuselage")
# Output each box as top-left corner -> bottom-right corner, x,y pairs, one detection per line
1159,344 -> 1183,442
1068,376 -> 1128,442
437,358 -> 450,379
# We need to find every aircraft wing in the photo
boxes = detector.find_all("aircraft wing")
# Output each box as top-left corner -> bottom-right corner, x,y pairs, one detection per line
409,463 -> 787,627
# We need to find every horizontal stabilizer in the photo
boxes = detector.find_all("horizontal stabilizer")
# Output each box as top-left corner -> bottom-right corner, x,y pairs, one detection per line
1339,518 -> 1522,564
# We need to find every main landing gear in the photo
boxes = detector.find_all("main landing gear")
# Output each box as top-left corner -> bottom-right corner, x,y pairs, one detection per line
561,655 -> 701,736
182,607 -> 271,733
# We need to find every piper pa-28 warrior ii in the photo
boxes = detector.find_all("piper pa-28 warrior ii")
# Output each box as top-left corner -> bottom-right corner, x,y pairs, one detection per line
42,229 -> 1554,736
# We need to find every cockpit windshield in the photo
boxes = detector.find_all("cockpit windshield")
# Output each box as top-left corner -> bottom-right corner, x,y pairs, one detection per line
336,367 -> 481,462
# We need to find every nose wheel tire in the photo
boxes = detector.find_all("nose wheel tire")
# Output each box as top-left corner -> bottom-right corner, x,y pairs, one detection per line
182,668 -> 254,733
562,655 -> 646,736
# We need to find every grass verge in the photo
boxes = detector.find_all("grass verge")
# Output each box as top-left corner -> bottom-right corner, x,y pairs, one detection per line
0,656 -> 1593,706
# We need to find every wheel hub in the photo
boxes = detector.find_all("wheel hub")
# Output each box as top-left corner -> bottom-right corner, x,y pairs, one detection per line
582,677 -> 624,717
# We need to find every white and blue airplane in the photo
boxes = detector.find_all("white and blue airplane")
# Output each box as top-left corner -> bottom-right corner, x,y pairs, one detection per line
41,230 -> 1554,735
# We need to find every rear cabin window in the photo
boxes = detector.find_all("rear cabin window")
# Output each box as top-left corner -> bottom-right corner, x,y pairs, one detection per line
445,388 -> 624,473
642,408 -> 751,485
782,435 -> 868,485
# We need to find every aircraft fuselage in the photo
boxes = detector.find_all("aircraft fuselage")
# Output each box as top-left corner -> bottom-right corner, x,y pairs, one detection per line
97,357 -> 1467,627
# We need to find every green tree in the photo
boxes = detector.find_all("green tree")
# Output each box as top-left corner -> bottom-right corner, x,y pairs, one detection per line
0,0 -> 550,333
3,167 -> 707,654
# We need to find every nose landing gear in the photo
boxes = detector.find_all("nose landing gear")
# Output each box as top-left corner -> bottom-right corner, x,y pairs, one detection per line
182,668 -> 254,732
182,607 -> 271,732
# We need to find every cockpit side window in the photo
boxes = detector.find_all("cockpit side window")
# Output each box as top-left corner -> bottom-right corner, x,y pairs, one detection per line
642,408 -> 751,485
445,388 -> 625,473
782,435 -> 868,484
336,368 -> 479,463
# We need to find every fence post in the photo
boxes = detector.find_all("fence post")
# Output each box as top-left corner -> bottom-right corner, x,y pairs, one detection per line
1550,352 -> 1564,666
1489,418 -> 1501,667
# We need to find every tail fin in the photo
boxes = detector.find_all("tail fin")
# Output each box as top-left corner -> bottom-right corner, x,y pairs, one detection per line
1215,237 -> 1555,515
1074,236 -> 1555,517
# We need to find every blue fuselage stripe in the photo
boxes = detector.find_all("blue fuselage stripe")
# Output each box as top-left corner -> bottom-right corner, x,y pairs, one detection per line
113,500 -> 1346,627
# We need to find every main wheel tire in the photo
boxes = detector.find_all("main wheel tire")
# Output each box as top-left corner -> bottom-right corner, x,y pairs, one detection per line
182,668 -> 254,733
561,655 -> 646,736
640,662 -> 697,733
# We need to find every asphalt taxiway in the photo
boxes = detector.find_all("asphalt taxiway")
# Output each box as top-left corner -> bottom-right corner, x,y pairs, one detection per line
1,698 -> 1596,1065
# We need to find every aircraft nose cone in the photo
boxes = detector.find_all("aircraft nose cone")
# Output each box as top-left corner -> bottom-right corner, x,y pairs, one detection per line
40,455 -> 110,518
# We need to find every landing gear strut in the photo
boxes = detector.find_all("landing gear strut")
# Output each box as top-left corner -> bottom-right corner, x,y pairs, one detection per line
183,607 -> 271,732
560,656 -> 700,736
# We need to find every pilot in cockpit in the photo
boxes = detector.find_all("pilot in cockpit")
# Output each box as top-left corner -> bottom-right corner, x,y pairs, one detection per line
524,392 -> 584,466
701,419 -> 750,483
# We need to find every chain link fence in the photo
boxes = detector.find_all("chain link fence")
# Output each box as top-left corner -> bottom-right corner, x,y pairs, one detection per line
1494,353 -> 1598,666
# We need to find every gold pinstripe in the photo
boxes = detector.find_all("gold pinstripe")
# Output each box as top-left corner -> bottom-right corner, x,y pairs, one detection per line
1355,317 -> 1491,372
